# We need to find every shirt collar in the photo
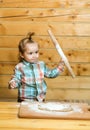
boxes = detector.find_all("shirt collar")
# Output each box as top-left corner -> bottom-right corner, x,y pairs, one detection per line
22,60 -> 37,66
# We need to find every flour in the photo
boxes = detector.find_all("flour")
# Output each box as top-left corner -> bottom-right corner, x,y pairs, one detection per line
26,102 -> 81,116
38,102 -> 73,112
72,105 -> 83,113
22,101 -> 29,105
22,101 -> 83,116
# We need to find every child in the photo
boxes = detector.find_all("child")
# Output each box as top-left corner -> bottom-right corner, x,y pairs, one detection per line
9,32 -> 64,102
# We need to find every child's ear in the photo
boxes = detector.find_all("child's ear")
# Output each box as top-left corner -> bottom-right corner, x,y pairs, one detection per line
20,53 -> 24,58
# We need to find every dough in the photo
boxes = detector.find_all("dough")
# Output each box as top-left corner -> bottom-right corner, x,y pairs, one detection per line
38,102 -> 73,112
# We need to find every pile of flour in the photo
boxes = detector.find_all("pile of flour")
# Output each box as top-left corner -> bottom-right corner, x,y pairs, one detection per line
38,102 -> 73,112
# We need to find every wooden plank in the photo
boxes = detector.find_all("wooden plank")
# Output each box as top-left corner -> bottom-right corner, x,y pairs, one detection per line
0,0 -> 90,8
0,0 -> 90,108
18,101 -> 90,120
0,36 -> 90,49
0,87 -> 90,100
0,119 -> 90,130
45,76 -> 90,89
0,36 -> 20,48
0,75 -> 10,87
0,21 -> 90,36
0,62 -> 15,74
0,62 -> 90,76
0,75 -> 90,89
46,89 -> 90,100
0,8 -> 90,22
0,88 -> 17,99
0,49 -> 90,62
0,101 -> 90,130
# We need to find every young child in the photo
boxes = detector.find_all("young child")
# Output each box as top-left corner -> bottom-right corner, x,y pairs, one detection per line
9,32 -> 64,102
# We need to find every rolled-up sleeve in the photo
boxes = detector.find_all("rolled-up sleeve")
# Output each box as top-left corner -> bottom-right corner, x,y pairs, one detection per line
44,63 -> 62,78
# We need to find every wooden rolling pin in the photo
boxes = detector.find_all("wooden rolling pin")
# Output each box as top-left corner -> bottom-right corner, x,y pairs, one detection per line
48,29 -> 75,78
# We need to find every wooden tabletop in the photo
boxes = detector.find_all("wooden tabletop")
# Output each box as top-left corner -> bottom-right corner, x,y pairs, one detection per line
0,101 -> 90,130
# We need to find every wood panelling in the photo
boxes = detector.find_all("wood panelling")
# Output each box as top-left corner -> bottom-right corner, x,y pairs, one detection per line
0,22 -> 90,36
0,8 -> 90,22
0,88 -> 18,99
0,36 -> 90,49
0,0 -> 90,100
0,62 -> 90,76
0,0 -> 90,8
0,75 -> 90,89
0,87 -> 90,100
46,89 -> 90,100
0,49 -> 90,62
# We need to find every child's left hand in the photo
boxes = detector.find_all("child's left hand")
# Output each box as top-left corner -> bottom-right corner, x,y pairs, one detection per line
58,59 -> 65,72
59,59 -> 65,67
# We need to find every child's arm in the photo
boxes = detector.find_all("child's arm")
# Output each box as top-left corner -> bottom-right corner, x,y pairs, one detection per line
44,60 -> 65,78
8,66 -> 22,89
9,80 -> 17,89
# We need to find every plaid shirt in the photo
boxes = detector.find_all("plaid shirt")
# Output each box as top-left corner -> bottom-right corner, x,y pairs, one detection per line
9,60 -> 63,101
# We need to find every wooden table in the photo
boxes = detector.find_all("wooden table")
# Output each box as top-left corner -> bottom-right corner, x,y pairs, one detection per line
0,101 -> 90,130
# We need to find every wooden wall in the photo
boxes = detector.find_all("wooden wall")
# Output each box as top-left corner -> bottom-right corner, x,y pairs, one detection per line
0,0 -> 90,101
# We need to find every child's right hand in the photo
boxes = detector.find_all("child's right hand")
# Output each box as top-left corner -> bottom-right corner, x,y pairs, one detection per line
9,81 -> 16,89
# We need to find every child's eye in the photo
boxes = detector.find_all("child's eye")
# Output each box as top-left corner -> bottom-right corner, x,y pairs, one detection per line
35,51 -> 39,54
29,52 -> 32,55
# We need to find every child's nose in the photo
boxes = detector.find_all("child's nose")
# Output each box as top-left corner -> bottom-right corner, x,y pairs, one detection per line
33,53 -> 37,57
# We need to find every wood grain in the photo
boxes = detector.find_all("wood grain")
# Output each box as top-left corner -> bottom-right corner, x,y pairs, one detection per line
0,0 -> 90,100
0,75 -> 90,89
0,0 -> 90,8
0,36 -> 90,49
0,62 -> 90,76
0,49 -> 90,62
0,8 -> 90,22
46,89 -> 90,100
0,102 -> 90,130
0,21 -> 90,36
0,87 -> 90,100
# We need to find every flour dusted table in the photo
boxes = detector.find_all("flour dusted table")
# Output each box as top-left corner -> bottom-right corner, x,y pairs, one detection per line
0,101 -> 90,130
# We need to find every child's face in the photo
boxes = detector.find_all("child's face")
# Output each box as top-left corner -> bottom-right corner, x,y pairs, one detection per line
21,43 -> 39,63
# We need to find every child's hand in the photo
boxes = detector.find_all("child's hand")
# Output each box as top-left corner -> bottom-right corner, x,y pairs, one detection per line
58,59 -> 65,72
61,59 -> 65,66
59,59 -> 65,66
9,81 -> 16,89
